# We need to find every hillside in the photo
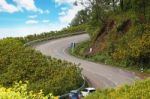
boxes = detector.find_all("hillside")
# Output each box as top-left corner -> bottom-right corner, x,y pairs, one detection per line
71,0 -> 150,73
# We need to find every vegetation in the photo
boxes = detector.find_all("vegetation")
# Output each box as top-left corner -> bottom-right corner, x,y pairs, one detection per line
0,81 -> 53,99
23,24 -> 87,43
0,38 -> 83,96
70,0 -> 150,72
85,79 -> 150,99
1,0 -> 150,98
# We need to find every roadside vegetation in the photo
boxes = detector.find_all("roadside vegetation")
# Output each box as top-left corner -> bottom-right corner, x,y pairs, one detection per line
85,78 -> 150,99
0,38 -> 83,96
22,24 -> 87,43
0,81 -> 54,99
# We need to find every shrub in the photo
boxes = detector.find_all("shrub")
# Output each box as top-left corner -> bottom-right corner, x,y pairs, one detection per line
112,24 -> 150,67
0,81 -> 53,99
85,79 -> 150,99
0,38 -> 83,95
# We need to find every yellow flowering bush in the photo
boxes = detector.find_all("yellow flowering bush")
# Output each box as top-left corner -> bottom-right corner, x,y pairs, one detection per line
128,33 -> 150,58
112,49 -> 127,60
111,23 -> 150,67
0,81 -> 54,99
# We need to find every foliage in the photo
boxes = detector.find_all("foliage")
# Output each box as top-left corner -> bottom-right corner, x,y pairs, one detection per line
0,81 -> 53,99
72,40 -> 90,56
0,38 -> 83,95
70,9 -> 90,26
85,79 -> 150,99
86,24 -> 100,39
112,24 -> 150,68
24,24 -> 87,43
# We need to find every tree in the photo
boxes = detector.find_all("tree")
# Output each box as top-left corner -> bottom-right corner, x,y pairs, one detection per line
131,0 -> 150,21
120,0 -> 124,10
74,0 -> 112,24
70,9 -> 90,26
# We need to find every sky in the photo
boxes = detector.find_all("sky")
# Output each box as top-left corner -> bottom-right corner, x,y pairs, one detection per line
0,0 -> 85,38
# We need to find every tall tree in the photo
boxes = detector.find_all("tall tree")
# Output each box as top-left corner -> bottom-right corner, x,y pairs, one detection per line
75,0 -> 112,24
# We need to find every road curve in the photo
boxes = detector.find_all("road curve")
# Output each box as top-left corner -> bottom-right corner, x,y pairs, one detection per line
33,34 -> 140,89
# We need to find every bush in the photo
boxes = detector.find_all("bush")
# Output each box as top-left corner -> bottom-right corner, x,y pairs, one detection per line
0,38 -> 83,95
85,79 -> 150,99
0,81 -> 53,99
112,24 -> 150,68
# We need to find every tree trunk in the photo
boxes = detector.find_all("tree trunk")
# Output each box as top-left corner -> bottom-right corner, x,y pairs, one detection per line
112,0 -> 115,11
120,0 -> 124,10
143,0 -> 146,18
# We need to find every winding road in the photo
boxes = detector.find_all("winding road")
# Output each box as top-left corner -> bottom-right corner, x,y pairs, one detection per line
33,34 -> 140,89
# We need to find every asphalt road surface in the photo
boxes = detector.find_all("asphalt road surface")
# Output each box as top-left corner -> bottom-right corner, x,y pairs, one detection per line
33,34 -> 140,89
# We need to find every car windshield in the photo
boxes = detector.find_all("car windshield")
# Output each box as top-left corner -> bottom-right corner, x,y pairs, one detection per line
82,89 -> 88,92
89,90 -> 96,93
